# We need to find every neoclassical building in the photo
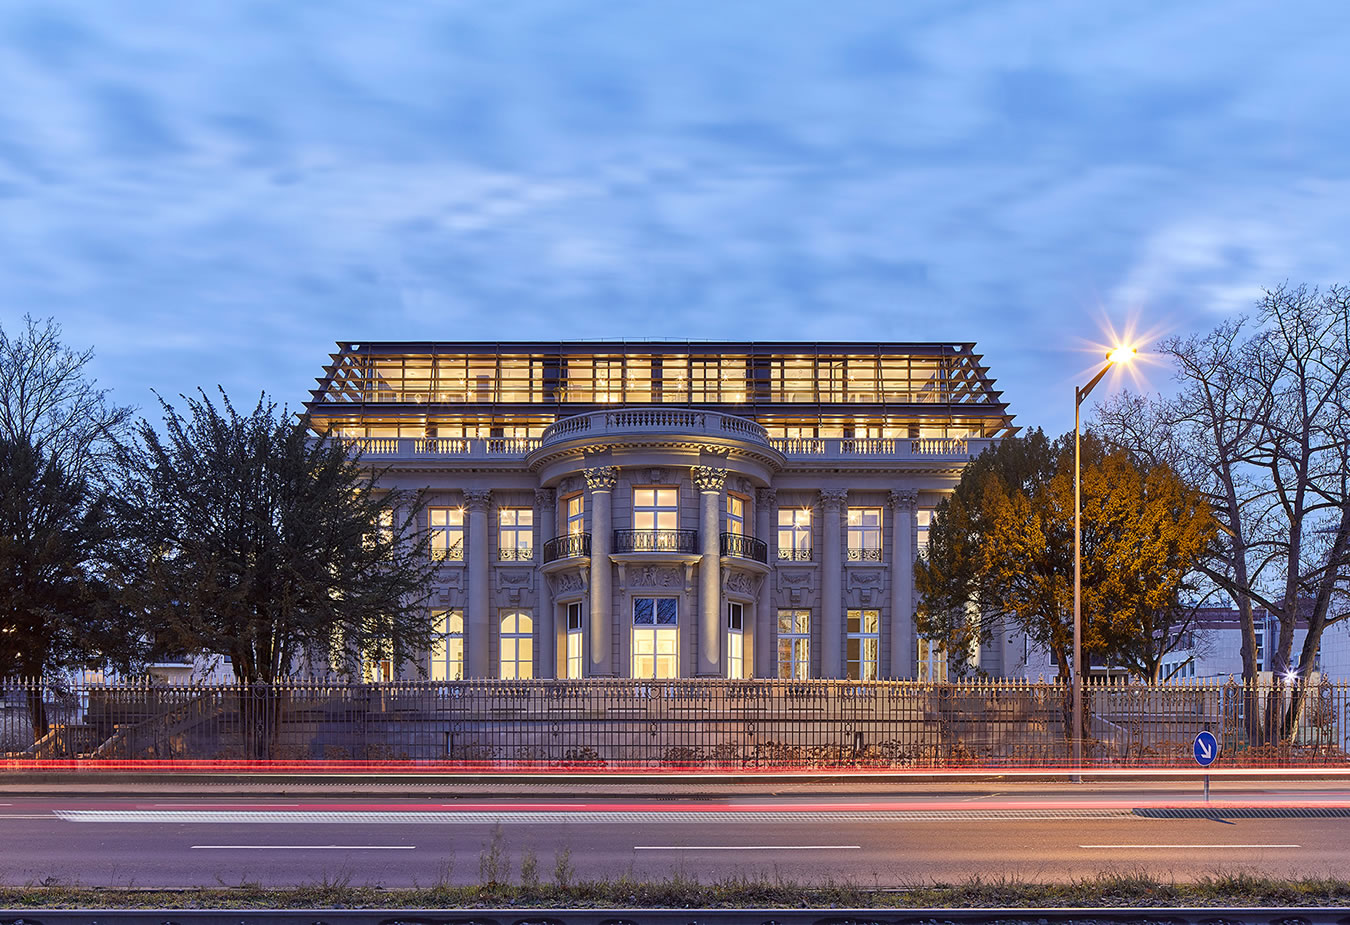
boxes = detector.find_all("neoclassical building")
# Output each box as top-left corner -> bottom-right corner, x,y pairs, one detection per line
305,341 -> 1015,681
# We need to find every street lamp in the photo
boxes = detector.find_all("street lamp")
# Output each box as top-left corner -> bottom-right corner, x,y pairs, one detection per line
1073,343 -> 1135,775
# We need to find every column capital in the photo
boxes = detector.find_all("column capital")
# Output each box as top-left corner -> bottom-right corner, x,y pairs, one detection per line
533,487 -> 555,508
692,466 -> 727,493
819,488 -> 849,511
463,489 -> 492,512
756,487 -> 778,507
583,466 -> 618,491
888,488 -> 920,512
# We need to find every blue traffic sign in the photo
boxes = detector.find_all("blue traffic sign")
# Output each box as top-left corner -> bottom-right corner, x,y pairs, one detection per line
1193,730 -> 1218,767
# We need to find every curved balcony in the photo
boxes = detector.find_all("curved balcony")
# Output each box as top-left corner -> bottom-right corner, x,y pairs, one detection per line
613,529 -> 698,554
539,408 -> 771,449
720,532 -> 768,563
542,532 -> 591,563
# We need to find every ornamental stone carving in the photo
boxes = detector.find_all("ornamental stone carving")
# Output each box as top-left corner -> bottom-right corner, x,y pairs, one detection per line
726,570 -> 755,595
888,488 -> 919,511
629,566 -> 681,588
552,572 -> 586,595
820,488 -> 849,511
756,487 -> 778,507
583,466 -> 618,491
463,489 -> 492,511
534,488 -> 555,508
692,466 -> 727,492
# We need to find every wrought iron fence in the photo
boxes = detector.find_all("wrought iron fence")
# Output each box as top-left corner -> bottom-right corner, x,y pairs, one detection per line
2,676 -> 1347,767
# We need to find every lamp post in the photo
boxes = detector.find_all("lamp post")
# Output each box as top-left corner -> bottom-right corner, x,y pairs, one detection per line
1073,344 -> 1135,776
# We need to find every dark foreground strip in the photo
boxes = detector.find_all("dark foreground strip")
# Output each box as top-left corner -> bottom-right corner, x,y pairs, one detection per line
1134,806 -> 1350,818
5,908 -> 1350,925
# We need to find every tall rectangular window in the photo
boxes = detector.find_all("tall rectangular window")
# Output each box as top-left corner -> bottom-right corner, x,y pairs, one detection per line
846,609 -> 879,680
565,601 -> 584,679
429,507 -> 464,561
847,507 -> 883,561
778,508 -> 812,560
565,494 -> 585,535
498,507 -> 534,560
726,495 -> 746,536
916,509 -> 932,559
430,609 -> 464,681
633,487 -> 678,531
918,637 -> 948,683
500,610 -> 533,679
777,610 -> 810,679
632,597 -> 678,679
726,602 -> 745,679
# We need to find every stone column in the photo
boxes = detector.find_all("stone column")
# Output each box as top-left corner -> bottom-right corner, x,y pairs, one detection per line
755,487 -> 776,679
534,487 -> 556,679
889,489 -> 919,679
584,467 -> 617,676
464,489 -> 492,679
693,466 -> 727,676
820,488 -> 848,679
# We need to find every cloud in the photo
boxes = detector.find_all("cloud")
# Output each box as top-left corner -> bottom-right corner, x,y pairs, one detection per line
0,0 -> 1347,435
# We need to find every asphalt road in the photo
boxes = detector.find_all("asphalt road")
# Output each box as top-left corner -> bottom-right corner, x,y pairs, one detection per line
3,786 -> 1350,888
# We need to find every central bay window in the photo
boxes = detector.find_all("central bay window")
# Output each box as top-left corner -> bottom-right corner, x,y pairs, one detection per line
847,507 -> 883,561
430,609 -> 464,681
632,597 -> 678,679
429,507 -> 464,561
633,487 -> 678,531
778,508 -> 812,560
846,609 -> 879,680
726,601 -> 745,679
565,601 -> 584,679
777,609 -> 810,679
499,610 -> 533,679
498,507 -> 533,560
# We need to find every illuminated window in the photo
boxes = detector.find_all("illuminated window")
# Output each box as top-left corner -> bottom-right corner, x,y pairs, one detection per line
847,507 -> 883,561
726,602 -> 745,679
819,359 -> 845,402
918,637 -> 948,683
777,610 -> 810,679
565,601 -> 584,679
499,610 -> 534,679
430,609 -> 464,681
632,597 -> 678,679
594,357 -> 623,403
916,509 -> 932,558
498,508 -> 533,560
772,358 -> 814,403
778,508 -> 812,560
633,488 -> 678,531
429,507 -> 464,561
565,494 -> 585,536
726,495 -> 746,536
846,609 -> 879,680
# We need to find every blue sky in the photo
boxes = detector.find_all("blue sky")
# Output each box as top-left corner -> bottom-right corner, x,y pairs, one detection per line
1,1 -> 1347,434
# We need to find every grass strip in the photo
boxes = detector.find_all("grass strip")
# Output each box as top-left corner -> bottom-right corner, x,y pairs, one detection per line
3,872 -> 1350,910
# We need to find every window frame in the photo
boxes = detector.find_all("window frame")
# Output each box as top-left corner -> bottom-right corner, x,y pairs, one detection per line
847,507 -> 884,561
846,608 -> 880,681
726,601 -> 745,679
430,609 -> 465,681
498,507 -> 534,561
633,487 -> 679,532
777,609 -> 810,680
777,507 -> 812,560
565,601 -> 584,679
632,596 -> 679,679
499,610 -> 534,679
429,507 -> 465,561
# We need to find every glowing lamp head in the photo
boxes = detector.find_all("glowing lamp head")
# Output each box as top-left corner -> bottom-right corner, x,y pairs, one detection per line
1107,344 -> 1137,365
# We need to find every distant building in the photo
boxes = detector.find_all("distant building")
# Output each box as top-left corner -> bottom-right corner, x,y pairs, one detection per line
302,340 -> 1015,681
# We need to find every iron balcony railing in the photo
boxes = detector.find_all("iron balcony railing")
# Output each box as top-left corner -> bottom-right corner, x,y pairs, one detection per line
848,546 -> 884,562
720,532 -> 768,563
497,546 -> 534,562
778,547 -> 813,561
612,529 -> 698,554
542,533 -> 591,563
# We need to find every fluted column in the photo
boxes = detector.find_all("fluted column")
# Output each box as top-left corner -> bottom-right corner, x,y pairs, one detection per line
755,487 -> 776,679
534,488 -> 556,679
693,466 -> 727,676
464,489 -> 492,679
820,488 -> 847,679
584,467 -> 617,676
889,489 -> 919,679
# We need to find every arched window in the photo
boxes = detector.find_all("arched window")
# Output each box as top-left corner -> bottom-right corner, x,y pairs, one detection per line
500,611 -> 534,679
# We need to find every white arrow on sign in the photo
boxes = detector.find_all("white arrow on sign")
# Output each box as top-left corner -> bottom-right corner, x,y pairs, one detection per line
1197,738 -> 1212,760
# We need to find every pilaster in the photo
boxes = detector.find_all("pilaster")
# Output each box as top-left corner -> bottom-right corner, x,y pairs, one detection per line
464,488 -> 492,679
889,488 -> 919,679
820,488 -> 847,678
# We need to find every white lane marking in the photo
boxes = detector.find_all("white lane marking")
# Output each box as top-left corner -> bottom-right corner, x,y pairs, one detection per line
192,845 -> 414,850
0,814 -> 56,819
56,809 -> 1132,825
152,803 -> 302,808
1080,843 -> 1301,849
636,845 -> 860,850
